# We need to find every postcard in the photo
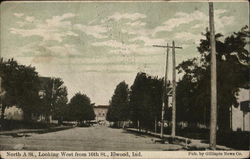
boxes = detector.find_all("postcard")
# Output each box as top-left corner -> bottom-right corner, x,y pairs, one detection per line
0,0 -> 249,158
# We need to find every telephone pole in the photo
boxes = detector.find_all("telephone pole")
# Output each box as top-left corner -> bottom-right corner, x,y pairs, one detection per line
0,57 -> 3,121
50,77 -> 55,123
0,51 -> 1,97
0,77 -> 2,97
153,43 -> 169,138
171,41 -> 176,137
153,42 -> 182,138
209,2 -> 217,150
0,76 -> 2,107
0,60 -> 3,114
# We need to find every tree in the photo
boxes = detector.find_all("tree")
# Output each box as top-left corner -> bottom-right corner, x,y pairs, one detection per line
176,26 -> 249,131
39,78 -> 68,124
176,58 -> 210,126
68,93 -> 95,123
129,72 -> 163,130
52,81 -> 68,124
0,58 -> 41,121
106,81 -> 129,127
0,58 -> 18,119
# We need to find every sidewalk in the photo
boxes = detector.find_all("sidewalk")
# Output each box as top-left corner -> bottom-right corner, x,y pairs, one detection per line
125,128 -> 232,150
0,125 -> 74,136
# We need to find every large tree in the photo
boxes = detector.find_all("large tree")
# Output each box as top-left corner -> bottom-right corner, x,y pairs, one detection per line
129,72 -> 163,130
176,26 -> 249,131
68,93 -> 95,123
0,58 -> 18,120
0,58 -> 41,121
39,77 -> 68,124
52,79 -> 68,124
106,81 -> 129,126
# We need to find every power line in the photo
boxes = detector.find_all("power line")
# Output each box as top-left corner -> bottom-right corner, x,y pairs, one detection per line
153,41 -> 182,138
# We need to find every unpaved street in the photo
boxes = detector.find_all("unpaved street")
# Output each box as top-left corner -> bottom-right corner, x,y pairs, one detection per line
0,126 -> 183,150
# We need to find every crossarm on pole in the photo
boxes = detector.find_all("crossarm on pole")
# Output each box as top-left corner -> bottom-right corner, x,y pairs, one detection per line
152,45 -> 182,49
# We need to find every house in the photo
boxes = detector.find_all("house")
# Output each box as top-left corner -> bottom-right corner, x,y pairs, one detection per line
231,88 -> 250,131
2,76 -> 53,122
4,106 -> 23,120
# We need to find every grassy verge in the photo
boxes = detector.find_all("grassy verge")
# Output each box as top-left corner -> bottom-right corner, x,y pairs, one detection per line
0,119 -> 59,131
125,127 -> 249,150
0,119 -> 75,136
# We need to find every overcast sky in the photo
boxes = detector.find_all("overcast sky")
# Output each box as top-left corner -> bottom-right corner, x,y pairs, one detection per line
1,2 -> 248,105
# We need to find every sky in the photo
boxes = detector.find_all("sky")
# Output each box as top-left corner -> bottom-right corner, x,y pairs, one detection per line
0,1 -> 249,105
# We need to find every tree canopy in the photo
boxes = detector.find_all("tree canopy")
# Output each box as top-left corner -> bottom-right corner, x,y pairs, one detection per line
176,26 -> 249,131
0,58 -> 69,123
0,58 -> 41,121
39,77 -> 68,123
106,81 -> 129,123
68,92 -> 95,122
129,72 -> 163,130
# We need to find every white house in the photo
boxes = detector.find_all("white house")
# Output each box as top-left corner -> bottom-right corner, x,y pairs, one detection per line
4,106 -> 23,120
231,89 -> 249,131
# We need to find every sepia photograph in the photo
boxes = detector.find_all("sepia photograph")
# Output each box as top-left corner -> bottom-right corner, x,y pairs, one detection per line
0,0 -> 249,157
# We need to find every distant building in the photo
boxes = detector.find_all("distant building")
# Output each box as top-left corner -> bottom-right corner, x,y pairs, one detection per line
94,105 -> 109,123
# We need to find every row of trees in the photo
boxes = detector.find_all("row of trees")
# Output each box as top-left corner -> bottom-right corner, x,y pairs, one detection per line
106,26 -> 249,132
129,73 -> 163,130
176,25 -> 249,132
0,58 -> 95,124
107,74 -> 164,130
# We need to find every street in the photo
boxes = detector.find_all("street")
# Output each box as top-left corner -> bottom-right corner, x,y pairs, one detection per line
0,126 -> 183,151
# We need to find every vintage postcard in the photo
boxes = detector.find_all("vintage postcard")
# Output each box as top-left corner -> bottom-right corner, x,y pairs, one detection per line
0,0 -> 249,158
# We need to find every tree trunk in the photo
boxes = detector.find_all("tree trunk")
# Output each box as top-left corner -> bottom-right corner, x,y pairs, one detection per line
154,117 -> 157,133
45,114 -> 51,123
122,121 -> 125,128
137,120 -> 140,132
1,105 -> 6,120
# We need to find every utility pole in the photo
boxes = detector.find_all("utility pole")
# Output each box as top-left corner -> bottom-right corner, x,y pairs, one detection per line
209,2 -> 217,150
0,57 -> 1,121
51,77 -> 55,122
171,41 -> 176,137
153,42 -> 182,138
153,44 -> 169,138
0,64 -> 5,118
0,76 -> 2,109
48,77 -> 55,123
0,77 -> 2,97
